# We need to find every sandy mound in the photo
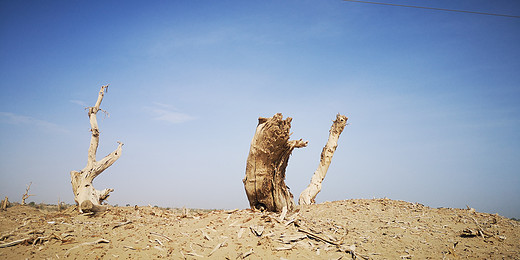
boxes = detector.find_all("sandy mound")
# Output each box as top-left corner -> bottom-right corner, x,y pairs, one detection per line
1,199 -> 519,259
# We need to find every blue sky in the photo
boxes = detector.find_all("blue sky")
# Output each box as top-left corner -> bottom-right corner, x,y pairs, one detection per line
1,1 -> 519,218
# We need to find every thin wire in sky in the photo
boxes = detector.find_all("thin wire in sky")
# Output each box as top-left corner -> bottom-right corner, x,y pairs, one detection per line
343,0 -> 520,19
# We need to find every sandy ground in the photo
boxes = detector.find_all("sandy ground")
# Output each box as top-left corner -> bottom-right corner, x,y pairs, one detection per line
1,199 -> 519,259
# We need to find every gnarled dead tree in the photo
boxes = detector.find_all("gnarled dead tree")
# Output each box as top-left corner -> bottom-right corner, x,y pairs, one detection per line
243,113 -> 308,212
299,114 -> 348,205
21,182 -> 35,205
70,85 -> 123,213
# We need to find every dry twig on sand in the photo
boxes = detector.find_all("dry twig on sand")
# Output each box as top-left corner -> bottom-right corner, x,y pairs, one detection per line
64,238 -> 109,257
298,228 -> 338,245
0,232 -> 56,248
237,248 -> 254,259
0,231 -> 14,241
250,225 -> 264,236
186,251 -> 204,257
297,228 -> 368,259
150,232 -> 172,242
112,220 -> 132,229
470,216 -> 493,238
200,229 -> 212,241
208,240 -> 227,257
0,238 -> 29,248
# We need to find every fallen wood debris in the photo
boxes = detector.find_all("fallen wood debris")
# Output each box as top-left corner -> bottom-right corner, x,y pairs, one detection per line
200,229 -> 212,241
64,238 -> 109,257
154,245 -> 165,251
298,228 -> 338,246
338,244 -> 369,260
155,238 -> 163,246
470,216 -> 493,238
461,228 -> 478,237
32,233 -> 60,246
460,215 -> 495,239
208,240 -> 227,256
279,233 -> 307,244
0,232 -> 13,241
284,212 -> 299,226
112,220 -> 132,229
275,244 -> 295,251
295,227 -> 370,260
229,220 -> 240,227
150,232 -> 172,242
0,230 -> 51,248
2,199 -> 515,259
237,248 -> 254,259
237,228 -> 246,239
278,206 -> 288,223
0,238 -> 29,248
0,229 -> 42,243
250,225 -> 264,236
186,251 -> 204,257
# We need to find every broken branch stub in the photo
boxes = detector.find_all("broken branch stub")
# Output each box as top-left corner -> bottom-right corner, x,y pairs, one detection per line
243,113 -> 308,212
299,114 -> 348,205
70,85 -> 123,213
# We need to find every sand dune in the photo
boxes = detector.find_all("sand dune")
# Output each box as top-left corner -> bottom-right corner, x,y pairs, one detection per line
1,199 -> 519,259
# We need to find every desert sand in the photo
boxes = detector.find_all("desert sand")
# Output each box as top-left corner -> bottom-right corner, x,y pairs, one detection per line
1,198 -> 519,259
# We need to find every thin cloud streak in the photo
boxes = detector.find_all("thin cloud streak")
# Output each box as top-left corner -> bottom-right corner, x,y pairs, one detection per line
70,100 -> 88,107
0,112 -> 70,133
145,104 -> 195,124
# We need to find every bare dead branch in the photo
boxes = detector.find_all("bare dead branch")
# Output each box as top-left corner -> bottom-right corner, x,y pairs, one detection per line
21,182 -> 35,205
299,114 -> 348,205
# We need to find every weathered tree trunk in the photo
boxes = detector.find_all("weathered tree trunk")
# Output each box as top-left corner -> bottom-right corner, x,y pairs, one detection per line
299,114 -> 348,205
1,197 -> 8,210
21,182 -> 35,205
70,85 -> 123,213
243,113 -> 308,212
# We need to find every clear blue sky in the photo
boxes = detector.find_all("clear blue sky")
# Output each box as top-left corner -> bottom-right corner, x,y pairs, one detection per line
1,1 -> 519,218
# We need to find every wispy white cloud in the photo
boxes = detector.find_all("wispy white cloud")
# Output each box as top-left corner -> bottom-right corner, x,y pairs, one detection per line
152,102 -> 174,109
0,112 -> 70,133
70,99 -> 88,107
145,103 -> 194,124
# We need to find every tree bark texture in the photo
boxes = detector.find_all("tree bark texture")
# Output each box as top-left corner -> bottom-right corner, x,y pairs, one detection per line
299,114 -> 348,205
243,113 -> 308,212
70,85 -> 123,213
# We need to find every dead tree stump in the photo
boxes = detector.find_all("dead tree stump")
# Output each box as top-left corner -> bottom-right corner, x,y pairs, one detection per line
1,197 -> 8,210
70,85 -> 123,213
243,113 -> 308,212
